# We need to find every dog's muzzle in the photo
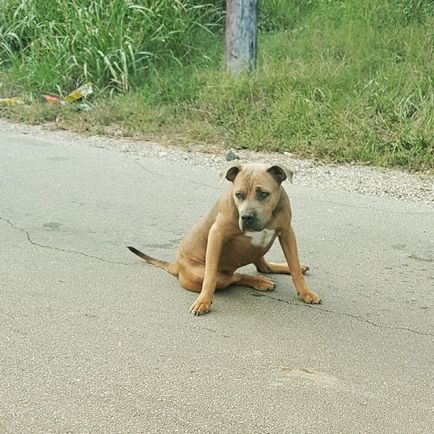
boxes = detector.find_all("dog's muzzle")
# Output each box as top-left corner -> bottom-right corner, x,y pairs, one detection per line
240,210 -> 263,232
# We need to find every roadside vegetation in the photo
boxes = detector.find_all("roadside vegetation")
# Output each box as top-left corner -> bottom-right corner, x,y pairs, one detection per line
1,0 -> 433,171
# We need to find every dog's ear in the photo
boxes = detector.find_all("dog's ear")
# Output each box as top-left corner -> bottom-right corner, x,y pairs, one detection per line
220,164 -> 242,184
267,164 -> 294,184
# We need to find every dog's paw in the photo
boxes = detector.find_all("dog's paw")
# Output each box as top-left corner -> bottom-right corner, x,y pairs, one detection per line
299,290 -> 321,304
253,275 -> 276,291
190,296 -> 213,316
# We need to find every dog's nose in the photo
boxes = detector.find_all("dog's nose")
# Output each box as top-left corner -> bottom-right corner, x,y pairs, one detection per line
241,211 -> 256,225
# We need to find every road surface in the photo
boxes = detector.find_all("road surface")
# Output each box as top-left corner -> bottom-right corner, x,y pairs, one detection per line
0,123 -> 433,433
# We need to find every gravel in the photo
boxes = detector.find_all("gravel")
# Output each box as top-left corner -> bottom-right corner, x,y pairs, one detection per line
1,118 -> 433,205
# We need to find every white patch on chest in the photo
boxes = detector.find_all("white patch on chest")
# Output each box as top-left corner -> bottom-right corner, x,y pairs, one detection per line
245,229 -> 275,247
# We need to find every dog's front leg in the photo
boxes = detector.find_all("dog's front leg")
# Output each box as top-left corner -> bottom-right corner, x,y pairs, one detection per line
190,224 -> 224,315
279,227 -> 321,304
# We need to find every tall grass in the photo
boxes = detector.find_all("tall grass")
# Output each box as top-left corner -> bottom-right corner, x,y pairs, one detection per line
1,0 -> 433,170
0,0 -> 223,93
197,0 -> 434,168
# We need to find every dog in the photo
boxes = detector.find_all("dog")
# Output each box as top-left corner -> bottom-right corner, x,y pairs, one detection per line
128,163 -> 321,315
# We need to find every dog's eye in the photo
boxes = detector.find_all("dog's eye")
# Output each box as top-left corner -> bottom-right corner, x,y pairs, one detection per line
258,191 -> 270,199
235,192 -> 244,200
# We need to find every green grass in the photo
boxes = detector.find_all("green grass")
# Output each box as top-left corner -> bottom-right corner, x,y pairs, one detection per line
1,0 -> 433,171
0,0 -> 223,92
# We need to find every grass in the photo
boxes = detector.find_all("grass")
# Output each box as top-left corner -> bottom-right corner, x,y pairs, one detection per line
0,0 -> 223,92
1,0 -> 433,171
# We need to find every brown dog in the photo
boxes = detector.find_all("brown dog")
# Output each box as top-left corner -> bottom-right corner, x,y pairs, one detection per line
128,163 -> 321,315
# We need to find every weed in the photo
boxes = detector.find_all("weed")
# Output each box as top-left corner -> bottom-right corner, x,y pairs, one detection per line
1,0 -> 433,170
0,0 -> 223,92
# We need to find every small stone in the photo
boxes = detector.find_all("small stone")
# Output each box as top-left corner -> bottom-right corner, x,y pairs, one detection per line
225,150 -> 240,161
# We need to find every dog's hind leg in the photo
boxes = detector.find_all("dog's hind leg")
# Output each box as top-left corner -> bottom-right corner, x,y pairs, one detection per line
254,257 -> 309,275
182,267 -> 276,315
179,266 -> 275,293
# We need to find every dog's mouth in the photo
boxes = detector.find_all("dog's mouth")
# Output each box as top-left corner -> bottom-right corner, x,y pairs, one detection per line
239,221 -> 265,232
242,226 -> 263,232
238,209 -> 265,232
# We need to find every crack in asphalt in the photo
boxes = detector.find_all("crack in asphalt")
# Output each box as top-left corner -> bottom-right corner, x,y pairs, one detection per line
255,293 -> 433,337
2,214 -> 432,337
191,325 -> 231,338
0,216 -> 131,266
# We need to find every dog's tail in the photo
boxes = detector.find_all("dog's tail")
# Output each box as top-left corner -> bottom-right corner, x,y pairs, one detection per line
127,246 -> 179,276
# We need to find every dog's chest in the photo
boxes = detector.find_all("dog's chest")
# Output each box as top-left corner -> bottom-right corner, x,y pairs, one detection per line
244,229 -> 275,248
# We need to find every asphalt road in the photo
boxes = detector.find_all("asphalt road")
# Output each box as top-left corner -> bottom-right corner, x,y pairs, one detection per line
1,126 -> 433,433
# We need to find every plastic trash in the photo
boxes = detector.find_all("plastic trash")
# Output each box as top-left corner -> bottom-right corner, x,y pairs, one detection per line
43,95 -> 62,104
64,84 -> 93,103
0,98 -> 24,106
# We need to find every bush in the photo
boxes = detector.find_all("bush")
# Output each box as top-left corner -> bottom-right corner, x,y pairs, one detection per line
0,0 -> 223,92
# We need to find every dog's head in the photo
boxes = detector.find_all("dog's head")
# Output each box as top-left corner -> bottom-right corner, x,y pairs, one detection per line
221,163 -> 293,232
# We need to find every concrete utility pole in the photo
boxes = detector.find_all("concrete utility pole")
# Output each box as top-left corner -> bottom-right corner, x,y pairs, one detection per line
224,0 -> 258,74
